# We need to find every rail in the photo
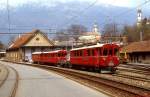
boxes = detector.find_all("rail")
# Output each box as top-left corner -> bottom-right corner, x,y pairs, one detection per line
2,60 -> 150,97
24,63 -> 150,97
9,66 -> 19,97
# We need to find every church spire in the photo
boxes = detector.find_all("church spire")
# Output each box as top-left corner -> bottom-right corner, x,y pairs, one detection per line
137,8 -> 142,26
92,22 -> 99,33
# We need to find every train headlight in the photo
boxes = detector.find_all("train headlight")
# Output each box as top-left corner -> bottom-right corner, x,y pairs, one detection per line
108,61 -> 114,66
117,57 -> 119,61
103,57 -> 106,61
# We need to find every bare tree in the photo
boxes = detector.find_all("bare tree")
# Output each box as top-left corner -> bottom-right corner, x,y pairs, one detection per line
55,29 -> 69,41
103,23 -> 120,41
54,24 -> 87,42
123,25 -> 139,42
123,21 -> 150,42
103,23 -> 118,36
67,24 -> 87,41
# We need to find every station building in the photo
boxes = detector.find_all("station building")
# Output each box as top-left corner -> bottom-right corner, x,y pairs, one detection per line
6,29 -> 54,62
121,40 -> 150,64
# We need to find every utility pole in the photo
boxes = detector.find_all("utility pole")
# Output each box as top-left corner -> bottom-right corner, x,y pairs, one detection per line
7,0 -> 10,33
140,30 -> 143,41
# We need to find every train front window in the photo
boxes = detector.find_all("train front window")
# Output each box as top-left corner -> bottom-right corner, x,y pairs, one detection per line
109,49 -> 113,56
103,48 -> 108,56
114,48 -> 119,55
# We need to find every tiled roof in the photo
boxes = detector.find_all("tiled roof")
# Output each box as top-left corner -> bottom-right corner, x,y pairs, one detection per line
121,40 -> 150,53
8,29 -> 53,50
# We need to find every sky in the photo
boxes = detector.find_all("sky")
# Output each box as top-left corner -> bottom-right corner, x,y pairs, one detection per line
0,0 -> 149,44
0,0 -> 144,9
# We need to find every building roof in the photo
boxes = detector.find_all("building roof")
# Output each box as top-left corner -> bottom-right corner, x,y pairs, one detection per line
8,29 -> 54,50
121,40 -> 150,53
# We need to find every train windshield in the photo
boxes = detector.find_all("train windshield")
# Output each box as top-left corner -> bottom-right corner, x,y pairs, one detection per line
103,48 -> 108,56
114,48 -> 119,56
109,48 -> 113,56
103,48 -> 119,56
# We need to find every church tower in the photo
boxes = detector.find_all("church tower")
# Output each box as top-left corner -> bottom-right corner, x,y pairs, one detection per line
92,23 -> 101,41
92,23 -> 100,33
137,8 -> 142,26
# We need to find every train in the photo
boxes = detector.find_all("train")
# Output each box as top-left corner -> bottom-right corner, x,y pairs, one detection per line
32,43 -> 120,73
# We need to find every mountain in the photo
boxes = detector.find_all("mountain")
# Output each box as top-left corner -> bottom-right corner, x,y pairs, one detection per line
0,1 -> 148,44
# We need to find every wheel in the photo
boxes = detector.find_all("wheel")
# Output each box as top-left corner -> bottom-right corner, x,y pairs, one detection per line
68,64 -> 72,68
110,68 -> 116,74
95,67 -> 101,73
56,63 -> 61,67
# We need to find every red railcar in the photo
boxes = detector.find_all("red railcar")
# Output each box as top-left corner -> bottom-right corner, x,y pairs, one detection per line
70,43 -> 120,72
32,52 -> 42,63
32,50 -> 67,65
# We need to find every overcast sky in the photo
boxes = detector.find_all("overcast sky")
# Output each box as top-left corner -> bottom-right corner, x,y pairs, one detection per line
0,0 -> 144,8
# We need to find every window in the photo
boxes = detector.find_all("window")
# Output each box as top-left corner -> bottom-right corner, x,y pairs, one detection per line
58,53 -> 61,57
77,51 -> 79,56
114,48 -> 118,55
103,48 -> 108,56
99,48 -> 101,55
74,51 -> 76,56
91,49 -> 95,56
36,37 -> 40,41
87,50 -> 90,56
80,50 -> 83,56
55,54 -> 57,57
109,49 -> 113,55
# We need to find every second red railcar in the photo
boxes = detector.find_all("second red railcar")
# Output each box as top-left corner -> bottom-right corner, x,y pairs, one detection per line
32,50 -> 67,65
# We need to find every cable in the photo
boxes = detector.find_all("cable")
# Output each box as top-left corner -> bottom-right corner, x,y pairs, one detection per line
2,0 -> 150,32
6,0 -> 10,33
0,32 -> 125,38
100,0 -> 150,26
58,0 -> 99,28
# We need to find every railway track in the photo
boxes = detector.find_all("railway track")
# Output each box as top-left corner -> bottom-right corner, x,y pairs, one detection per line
0,64 -> 9,88
9,66 -> 19,97
119,64 -> 150,73
20,63 -> 150,97
2,60 -> 150,97
0,63 -> 19,97
117,63 -> 150,82
117,66 -> 150,75
113,71 -> 150,82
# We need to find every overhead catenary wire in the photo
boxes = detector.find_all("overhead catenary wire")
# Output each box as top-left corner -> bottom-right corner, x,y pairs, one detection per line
58,0 -> 99,28
99,0 -> 150,26
1,0 -> 150,32
0,32 -> 125,38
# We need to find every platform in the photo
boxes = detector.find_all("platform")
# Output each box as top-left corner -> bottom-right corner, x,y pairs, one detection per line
0,61 -> 109,97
